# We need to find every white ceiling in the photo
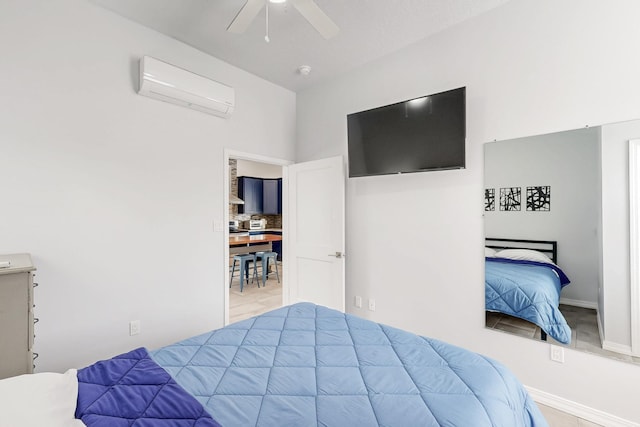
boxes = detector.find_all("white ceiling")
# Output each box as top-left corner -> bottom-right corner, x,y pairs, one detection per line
90,0 -> 510,92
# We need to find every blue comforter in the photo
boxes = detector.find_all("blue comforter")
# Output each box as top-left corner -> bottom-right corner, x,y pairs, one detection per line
486,257 -> 571,344
76,347 -> 221,427
150,303 -> 548,427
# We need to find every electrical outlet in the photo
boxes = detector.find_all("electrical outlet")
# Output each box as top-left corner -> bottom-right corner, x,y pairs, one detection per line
368,298 -> 376,311
129,320 -> 141,336
354,296 -> 362,308
550,345 -> 564,363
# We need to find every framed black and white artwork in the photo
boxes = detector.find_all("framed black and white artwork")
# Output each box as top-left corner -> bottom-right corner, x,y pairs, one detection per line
526,186 -> 551,211
485,188 -> 495,211
500,187 -> 521,211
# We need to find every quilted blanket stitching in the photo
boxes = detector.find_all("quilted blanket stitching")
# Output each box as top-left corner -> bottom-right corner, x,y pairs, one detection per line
313,305 -> 320,427
150,303 -> 544,427
485,260 -> 571,344
486,280 -> 557,311
79,351 -> 145,417
208,325 -> 253,398
420,337 -> 495,426
377,325 -> 440,425
254,304 -> 291,427
344,311 -> 384,427
479,355 -> 526,422
79,348 -> 206,426
486,281 -> 570,342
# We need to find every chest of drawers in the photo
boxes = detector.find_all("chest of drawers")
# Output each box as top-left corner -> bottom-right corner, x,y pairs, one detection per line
0,253 -> 36,379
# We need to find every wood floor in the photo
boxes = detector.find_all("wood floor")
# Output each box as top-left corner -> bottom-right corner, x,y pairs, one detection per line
229,264 -> 283,324
229,274 -> 608,426
537,404 -> 602,427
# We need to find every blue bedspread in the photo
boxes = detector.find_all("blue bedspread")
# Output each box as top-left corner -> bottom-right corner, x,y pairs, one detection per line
76,347 -> 221,427
486,258 -> 572,344
151,303 -> 548,427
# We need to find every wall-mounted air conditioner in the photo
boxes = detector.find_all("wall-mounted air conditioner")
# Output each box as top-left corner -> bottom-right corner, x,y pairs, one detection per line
138,56 -> 235,119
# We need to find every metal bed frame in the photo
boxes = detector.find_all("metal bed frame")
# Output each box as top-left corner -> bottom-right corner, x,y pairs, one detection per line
485,237 -> 557,264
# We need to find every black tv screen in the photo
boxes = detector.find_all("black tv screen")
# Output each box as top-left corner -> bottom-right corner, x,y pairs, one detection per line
347,87 -> 466,177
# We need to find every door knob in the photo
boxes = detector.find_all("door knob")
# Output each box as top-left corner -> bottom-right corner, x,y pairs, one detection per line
328,251 -> 344,258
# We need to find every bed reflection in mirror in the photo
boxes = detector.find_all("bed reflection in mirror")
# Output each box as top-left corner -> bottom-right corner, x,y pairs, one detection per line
483,119 -> 640,365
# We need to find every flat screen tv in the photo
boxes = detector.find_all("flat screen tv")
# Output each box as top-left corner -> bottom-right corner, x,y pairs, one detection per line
347,87 -> 466,177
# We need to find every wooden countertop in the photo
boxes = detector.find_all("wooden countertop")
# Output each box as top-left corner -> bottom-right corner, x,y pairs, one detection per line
229,234 -> 283,246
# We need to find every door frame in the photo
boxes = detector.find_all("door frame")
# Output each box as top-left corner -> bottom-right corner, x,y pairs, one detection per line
223,149 -> 292,325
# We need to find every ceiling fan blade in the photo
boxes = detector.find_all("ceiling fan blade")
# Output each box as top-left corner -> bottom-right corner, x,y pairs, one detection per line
291,0 -> 339,39
227,0 -> 264,34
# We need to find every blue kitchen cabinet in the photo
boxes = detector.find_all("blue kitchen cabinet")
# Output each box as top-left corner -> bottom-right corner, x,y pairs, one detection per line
262,178 -> 282,215
277,178 -> 282,213
271,231 -> 283,261
238,177 -> 263,214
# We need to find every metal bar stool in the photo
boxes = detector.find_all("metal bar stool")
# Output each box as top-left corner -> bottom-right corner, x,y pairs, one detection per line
229,253 -> 258,292
255,251 -> 280,286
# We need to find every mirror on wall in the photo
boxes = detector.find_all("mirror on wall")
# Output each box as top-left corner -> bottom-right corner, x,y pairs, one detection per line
483,119 -> 640,365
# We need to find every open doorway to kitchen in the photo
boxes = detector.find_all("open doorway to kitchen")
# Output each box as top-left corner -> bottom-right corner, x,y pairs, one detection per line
225,151 -> 289,324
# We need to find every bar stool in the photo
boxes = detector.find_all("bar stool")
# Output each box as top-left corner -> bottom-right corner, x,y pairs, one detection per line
229,253 -> 258,292
255,251 -> 280,286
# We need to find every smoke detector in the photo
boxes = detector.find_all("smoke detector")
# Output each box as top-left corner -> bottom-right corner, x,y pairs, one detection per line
298,65 -> 312,76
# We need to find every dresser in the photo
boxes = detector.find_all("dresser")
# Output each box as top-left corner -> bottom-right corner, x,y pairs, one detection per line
0,253 -> 37,379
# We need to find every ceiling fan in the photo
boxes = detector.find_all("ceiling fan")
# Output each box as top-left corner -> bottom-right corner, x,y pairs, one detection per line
227,0 -> 339,40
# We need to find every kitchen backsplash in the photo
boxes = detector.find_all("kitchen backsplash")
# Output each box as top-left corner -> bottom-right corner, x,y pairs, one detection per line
229,158 -> 239,218
229,158 -> 282,229
234,214 -> 282,229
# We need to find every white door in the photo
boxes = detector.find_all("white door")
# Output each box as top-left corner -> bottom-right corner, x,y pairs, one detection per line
284,156 -> 346,311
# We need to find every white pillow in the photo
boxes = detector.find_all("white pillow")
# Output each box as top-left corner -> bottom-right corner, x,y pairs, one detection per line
485,247 -> 497,257
495,248 -> 556,266
0,369 -> 86,427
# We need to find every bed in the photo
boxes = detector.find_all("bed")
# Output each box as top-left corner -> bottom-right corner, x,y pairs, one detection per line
0,302 -> 549,427
485,238 -> 572,344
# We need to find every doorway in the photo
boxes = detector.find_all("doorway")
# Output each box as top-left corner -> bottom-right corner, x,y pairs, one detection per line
224,150 -> 291,325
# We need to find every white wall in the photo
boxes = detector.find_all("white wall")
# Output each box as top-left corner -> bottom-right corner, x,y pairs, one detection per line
296,0 -> 640,422
484,127 -> 600,305
0,0 -> 295,372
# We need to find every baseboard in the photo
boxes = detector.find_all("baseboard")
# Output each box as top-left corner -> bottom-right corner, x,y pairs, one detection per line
595,308 -> 635,356
602,340 -> 634,356
559,298 -> 598,310
526,386 -> 640,427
